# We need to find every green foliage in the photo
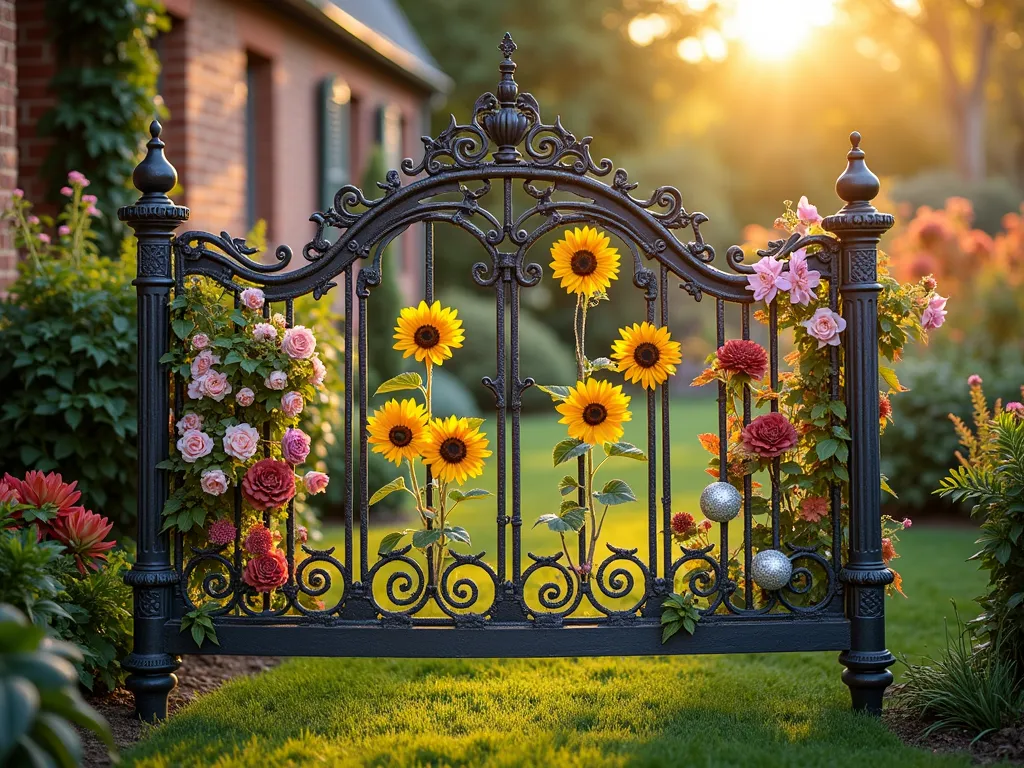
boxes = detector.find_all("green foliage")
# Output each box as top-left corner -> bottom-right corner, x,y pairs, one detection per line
936,410 -> 1024,668
53,550 -> 133,691
896,605 -> 1024,740
443,288 -> 576,413
0,603 -> 114,767
0,252 -> 139,533
0,529 -> 70,626
40,0 -> 168,249
181,603 -> 220,650
660,592 -> 701,643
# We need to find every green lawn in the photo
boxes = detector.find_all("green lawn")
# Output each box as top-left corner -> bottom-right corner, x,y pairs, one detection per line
125,402 -> 989,767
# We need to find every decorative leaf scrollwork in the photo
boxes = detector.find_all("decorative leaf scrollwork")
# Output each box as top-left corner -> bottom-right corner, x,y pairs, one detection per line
175,230 -> 292,274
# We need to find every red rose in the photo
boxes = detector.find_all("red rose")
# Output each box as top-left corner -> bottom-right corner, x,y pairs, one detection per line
716,339 -> 768,380
243,550 -> 289,592
741,413 -> 798,459
241,458 -> 296,510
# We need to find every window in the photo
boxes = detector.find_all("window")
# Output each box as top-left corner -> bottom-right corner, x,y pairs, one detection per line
246,52 -> 274,231
376,104 -> 403,172
319,77 -> 352,211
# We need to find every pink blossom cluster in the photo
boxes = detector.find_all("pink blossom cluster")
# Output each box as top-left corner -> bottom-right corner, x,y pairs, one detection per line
745,249 -> 822,307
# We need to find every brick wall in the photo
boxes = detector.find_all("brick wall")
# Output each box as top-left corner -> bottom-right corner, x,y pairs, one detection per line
0,0 -> 16,286
14,0 -> 52,211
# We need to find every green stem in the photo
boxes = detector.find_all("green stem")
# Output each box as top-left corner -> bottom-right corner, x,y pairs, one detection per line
559,533 -> 577,573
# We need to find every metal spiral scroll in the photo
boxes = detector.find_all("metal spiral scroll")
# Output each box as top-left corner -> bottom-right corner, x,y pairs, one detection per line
588,544 -> 650,618
365,546 -> 431,619
180,545 -> 237,615
518,552 -> 584,621
725,232 -> 840,276
175,230 -> 293,275
401,112 -> 491,177
776,545 -> 838,613
436,551 -> 499,620
292,545 -> 349,616
668,544 -> 731,615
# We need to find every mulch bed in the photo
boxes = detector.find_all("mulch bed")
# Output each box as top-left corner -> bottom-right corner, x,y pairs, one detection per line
80,655 -> 279,767
885,705 -> 1024,765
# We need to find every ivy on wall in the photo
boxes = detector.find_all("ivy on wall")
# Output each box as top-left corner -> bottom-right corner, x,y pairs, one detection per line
40,0 -> 169,250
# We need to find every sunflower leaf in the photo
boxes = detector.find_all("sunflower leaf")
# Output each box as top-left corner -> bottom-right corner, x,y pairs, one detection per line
593,478 -> 636,506
443,525 -> 472,545
378,531 -> 407,555
553,438 -> 592,466
448,488 -> 492,503
369,476 -> 407,506
534,503 -> 586,533
374,372 -> 423,396
587,357 -> 618,372
463,417 -> 486,430
537,385 -> 571,402
602,441 -> 647,461
411,529 -> 442,549
558,475 -> 580,496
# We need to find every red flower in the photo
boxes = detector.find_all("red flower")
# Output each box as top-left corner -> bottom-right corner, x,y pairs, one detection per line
244,524 -> 274,555
741,413 -> 798,459
716,340 -> 768,380
50,508 -> 116,574
671,511 -> 696,538
800,496 -> 829,523
0,479 -> 20,505
879,394 -> 892,422
881,537 -> 897,564
243,550 -> 289,592
241,459 -> 296,510
4,471 -> 81,512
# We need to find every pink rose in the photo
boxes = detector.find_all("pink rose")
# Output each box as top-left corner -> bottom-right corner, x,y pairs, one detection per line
87,206 -> 100,217
741,413 -> 798,459
265,370 -> 287,390
177,429 -> 214,463
281,391 -> 304,418
191,333 -> 210,350
241,458 -> 296,509
187,375 -> 206,400
243,550 -> 289,592
281,326 -> 317,359
200,468 -> 229,496
776,249 -> 821,306
235,387 -> 255,407
57,225 -> 69,237
309,355 -> 327,388
201,370 -> 232,402
239,287 -> 265,311
27,215 -> 39,225
252,322 -> 277,342
746,255 -> 785,304
38,233 -> 50,244
922,294 -> 947,330
796,195 -> 822,233
67,171 -> 89,186
12,188 -> 22,198
176,412 -> 203,435
802,307 -> 846,349
281,427 -> 311,465
190,349 -> 221,378
223,422 -> 260,461
60,186 -> 73,197
303,471 -> 329,495
207,519 -> 236,546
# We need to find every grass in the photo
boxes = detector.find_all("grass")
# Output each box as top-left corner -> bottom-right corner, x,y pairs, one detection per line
126,402 -> 991,766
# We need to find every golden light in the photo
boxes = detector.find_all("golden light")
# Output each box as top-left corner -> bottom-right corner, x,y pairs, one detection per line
677,36 -> 705,63
722,0 -> 836,61
628,13 -> 670,47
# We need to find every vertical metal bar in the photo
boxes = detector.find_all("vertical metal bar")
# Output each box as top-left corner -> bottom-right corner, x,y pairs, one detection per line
358,290 -> 369,580
344,267 -> 353,574
285,299 -> 294,328
424,222 -> 434,303
233,487 -> 242,613
510,276 -> 524,583
769,302 -> 780,550
495,279 -> 508,584
741,304 -> 753,609
575,303 -> 587,567
715,299 -> 728,586
646,288 -> 657,579
829,267 -> 842,572
660,266 -> 672,578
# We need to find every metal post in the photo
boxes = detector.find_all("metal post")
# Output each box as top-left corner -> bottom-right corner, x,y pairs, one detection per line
823,132 -> 895,714
118,121 -> 190,722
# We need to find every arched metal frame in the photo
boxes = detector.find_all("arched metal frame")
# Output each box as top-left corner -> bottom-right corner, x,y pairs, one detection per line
118,34 -> 896,722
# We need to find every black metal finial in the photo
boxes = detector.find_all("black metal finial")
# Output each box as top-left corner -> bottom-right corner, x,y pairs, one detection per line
496,33 -> 519,106
132,119 -> 178,199
498,32 -> 516,60
836,130 -> 880,206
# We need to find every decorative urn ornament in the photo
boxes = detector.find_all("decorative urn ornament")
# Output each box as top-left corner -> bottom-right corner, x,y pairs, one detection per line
751,549 -> 793,591
699,482 -> 742,523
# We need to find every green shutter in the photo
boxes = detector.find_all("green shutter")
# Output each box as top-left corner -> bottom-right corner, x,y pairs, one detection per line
319,77 -> 351,210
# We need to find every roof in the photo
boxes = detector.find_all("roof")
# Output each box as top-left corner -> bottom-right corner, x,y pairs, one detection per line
278,0 -> 451,94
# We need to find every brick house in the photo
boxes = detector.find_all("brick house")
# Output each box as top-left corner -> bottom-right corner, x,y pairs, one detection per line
3,0 -> 449,292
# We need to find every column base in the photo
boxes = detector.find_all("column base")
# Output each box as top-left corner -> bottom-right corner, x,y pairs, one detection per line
839,648 -> 895,714
123,652 -> 181,722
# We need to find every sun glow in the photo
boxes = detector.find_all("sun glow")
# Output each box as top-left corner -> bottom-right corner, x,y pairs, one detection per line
723,0 -> 836,61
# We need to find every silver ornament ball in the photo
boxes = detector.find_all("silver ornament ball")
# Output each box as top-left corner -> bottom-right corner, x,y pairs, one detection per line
751,549 -> 793,591
699,482 -> 742,523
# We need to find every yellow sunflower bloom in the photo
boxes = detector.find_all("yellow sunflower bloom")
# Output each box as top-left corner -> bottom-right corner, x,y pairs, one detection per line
611,322 -> 683,390
393,300 -> 465,367
422,415 -> 491,485
556,379 -> 632,446
549,226 -> 620,296
367,398 -> 430,465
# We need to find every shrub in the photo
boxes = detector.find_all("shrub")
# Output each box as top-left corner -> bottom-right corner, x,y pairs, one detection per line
0,604 -> 115,767
936,388 -> 1024,667
442,287 -> 576,413
896,605 -> 1024,739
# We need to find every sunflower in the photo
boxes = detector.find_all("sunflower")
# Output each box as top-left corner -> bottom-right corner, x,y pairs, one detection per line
611,322 -> 682,390
556,379 -> 632,446
549,226 -> 620,296
367,398 -> 430,465
394,300 -> 465,367
422,415 -> 492,485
